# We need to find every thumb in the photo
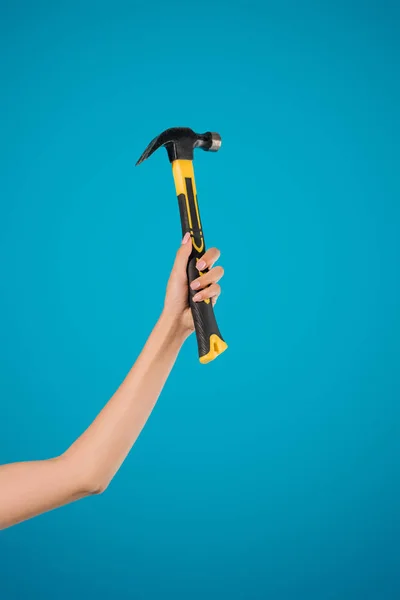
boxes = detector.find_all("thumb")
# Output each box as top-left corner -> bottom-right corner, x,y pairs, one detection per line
171,232 -> 192,277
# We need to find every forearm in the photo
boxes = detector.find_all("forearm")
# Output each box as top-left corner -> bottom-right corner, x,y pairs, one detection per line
63,311 -> 189,491
0,312 -> 188,529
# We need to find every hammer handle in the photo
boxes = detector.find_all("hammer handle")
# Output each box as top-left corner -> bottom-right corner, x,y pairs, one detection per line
172,160 -> 227,364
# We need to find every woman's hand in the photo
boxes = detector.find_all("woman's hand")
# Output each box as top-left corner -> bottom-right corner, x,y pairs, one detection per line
163,232 -> 225,333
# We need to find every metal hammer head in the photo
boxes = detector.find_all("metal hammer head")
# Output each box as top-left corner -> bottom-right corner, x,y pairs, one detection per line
136,127 -> 222,166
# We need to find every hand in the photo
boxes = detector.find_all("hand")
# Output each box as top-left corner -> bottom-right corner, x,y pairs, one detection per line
163,232 -> 225,333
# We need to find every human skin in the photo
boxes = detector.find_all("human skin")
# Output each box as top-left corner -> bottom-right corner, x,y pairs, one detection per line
0,232 -> 225,529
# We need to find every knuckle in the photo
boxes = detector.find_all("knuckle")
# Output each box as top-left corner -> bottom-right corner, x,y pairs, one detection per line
208,248 -> 220,260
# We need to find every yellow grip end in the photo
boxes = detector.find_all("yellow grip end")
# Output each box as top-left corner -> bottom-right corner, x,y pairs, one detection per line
199,334 -> 228,364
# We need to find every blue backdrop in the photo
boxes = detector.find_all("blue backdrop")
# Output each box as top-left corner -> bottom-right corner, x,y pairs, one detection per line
1,1 -> 399,598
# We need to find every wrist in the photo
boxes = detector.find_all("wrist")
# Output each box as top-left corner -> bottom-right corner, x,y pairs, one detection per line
158,310 -> 192,345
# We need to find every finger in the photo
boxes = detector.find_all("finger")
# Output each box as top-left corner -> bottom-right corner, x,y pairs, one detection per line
172,232 -> 192,277
193,283 -> 221,303
190,266 -> 224,291
212,295 -> 218,307
196,247 -> 221,271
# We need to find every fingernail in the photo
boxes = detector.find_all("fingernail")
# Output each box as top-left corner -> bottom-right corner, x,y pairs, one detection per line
190,280 -> 201,290
182,232 -> 191,245
192,292 -> 202,302
197,260 -> 206,271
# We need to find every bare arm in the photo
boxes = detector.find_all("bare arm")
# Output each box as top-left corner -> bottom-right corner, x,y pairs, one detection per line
0,235 -> 224,529
0,313 -> 188,529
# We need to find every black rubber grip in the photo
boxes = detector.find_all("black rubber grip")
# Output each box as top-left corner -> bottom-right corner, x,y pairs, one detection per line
177,187 -> 226,362
187,256 -> 225,359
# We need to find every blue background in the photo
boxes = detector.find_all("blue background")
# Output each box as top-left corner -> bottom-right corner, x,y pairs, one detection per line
0,1 -> 399,598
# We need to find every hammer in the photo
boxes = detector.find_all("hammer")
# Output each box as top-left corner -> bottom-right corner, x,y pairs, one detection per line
136,127 -> 227,364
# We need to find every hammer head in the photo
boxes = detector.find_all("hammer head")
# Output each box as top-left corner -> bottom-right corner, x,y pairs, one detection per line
136,127 -> 221,166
